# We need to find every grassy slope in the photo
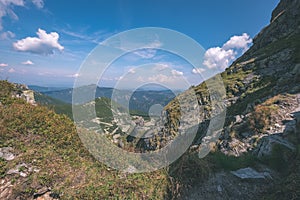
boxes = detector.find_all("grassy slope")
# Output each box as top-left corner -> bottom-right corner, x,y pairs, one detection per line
0,80 -> 170,199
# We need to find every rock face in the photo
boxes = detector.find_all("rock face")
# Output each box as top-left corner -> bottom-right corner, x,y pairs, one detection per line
251,0 -> 300,52
165,0 -> 300,199
11,83 -> 36,105
219,94 -> 300,157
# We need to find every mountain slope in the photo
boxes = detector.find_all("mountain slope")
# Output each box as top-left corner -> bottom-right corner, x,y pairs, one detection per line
161,0 -> 300,199
34,92 -> 73,119
0,81 -> 170,199
164,0 -> 300,152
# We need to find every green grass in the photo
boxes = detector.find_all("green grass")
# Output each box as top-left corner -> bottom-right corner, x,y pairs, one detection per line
260,144 -> 295,173
208,151 -> 258,171
0,80 -> 170,199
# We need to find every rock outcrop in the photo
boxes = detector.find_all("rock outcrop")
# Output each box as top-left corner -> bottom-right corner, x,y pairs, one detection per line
12,84 -> 36,105
165,0 -> 300,199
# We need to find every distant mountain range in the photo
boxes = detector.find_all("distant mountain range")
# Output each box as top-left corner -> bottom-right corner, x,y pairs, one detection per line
31,84 -> 179,114
28,85 -> 69,93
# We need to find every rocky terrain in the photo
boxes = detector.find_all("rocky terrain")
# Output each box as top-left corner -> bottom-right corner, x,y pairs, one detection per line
0,0 -> 299,199
162,0 -> 300,199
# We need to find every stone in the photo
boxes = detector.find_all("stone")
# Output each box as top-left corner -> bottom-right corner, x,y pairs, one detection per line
34,187 -> 58,200
19,172 -> 27,177
274,123 -> 281,128
0,147 -> 15,161
234,115 -> 243,124
124,165 -> 137,174
255,135 -> 295,157
6,169 -> 19,175
118,140 -> 124,149
0,179 -> 13,199
113,134 -> 121,139
217,185 -> 222,192
34,187 -> 50,197
6,163 -> 28,177
231,167 -> 271,179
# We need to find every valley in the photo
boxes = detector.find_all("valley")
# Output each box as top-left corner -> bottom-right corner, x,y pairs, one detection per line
0,0 -> 300,199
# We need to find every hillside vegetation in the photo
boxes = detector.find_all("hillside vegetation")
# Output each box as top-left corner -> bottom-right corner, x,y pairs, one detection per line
0,80 -> 170,199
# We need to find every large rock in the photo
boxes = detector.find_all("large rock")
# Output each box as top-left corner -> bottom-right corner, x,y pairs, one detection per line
254,134 -> 295,158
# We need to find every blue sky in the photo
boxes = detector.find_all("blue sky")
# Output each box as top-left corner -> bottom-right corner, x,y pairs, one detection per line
0,0 -> 279,89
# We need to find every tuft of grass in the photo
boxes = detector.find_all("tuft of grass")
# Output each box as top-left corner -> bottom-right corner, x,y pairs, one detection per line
248,94 -> 288,133
208,151 -> 258,171
260,144 -> 295,173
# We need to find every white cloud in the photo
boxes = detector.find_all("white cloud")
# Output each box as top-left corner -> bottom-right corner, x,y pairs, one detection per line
148,74 -> 175,83
0,0 -> 24,6
133,49 -> 157,59
135,76 -> 143,82
203,47 -> 236,70
100,76 -> 115,81
131,39 -> 162,59
0,63 -> 8,67
61,29 -> 112,45
0,31 -> 15,40
8,68 -> 15,73
13,28 -> 64,55
147,72 -> 185,84
38,71 -> 53,76
31,0 -> 44,8
21,60 -> 34,65
147,39 -> 162,49
203,33 -> 252,70
0,0 -> 44,31
105,38 -> 162,52
171,69 -> 183,76
66,73 -> 80,78
223,33 -> 252,51
153,63 -> 169,71
128,68 -> 136,74
0,0 -> 24,30
192,68 -> 205,74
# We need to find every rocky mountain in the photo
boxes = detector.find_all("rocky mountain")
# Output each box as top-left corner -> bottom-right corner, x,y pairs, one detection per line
160,0 -> 300,199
